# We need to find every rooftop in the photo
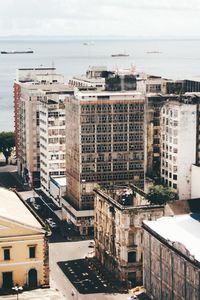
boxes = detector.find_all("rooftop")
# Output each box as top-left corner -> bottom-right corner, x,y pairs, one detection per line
71,74 -> 105,83
94,186 -> 162,212
0,187 -> 43,229
75,89 -> 144,98
143,213 -> 200,262
50,176 -> 66,187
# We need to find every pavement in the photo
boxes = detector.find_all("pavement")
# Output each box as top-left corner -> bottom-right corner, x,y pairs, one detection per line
0,165 -> 24,191
0,285 -> 62,299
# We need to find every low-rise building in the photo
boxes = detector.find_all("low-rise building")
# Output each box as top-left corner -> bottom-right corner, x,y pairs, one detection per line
143,199 -> 200,300
94,185 -> 164,287
0,187 -> 49,291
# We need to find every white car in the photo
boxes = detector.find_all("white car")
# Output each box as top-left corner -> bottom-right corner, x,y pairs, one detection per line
127,296 -> 138,300
30,197 -> 36,203
32,202 -> 41,210
89,241 -> 95,248
46,218 -> 57,228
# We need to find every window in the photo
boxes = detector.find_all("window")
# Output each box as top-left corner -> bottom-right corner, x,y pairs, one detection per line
29,246 -> 36,258
128,251 -> 136,263
4,249 -> 10,260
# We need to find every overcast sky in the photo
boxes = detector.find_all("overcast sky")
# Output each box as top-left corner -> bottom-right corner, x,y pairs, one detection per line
0,0 -> 200,38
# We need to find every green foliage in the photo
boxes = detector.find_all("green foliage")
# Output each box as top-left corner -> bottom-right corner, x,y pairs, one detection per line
0,131 -> 15,164
147,185 -> 178,205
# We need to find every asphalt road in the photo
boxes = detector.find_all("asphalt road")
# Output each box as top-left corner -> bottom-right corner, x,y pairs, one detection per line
0,165 -> 24,191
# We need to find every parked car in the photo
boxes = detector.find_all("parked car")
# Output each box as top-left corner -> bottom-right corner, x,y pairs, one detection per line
46,218 -> 53,223
127,296 -> 138,300
88,241 -> 95,248
9,155 -> 17,165
32,202 -> 41,210
46,218 -> 57,228
30,197 -> 36,203
49,222 -> 57,228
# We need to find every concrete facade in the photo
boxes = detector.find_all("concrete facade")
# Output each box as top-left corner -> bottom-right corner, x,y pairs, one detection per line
39,93 -> 70,193
191,164 -> 200,198
65,90 -> 145,234
160,101 -> 197,199
94,186 -> 164,286
143,206 -> 200,300
14,68 -> 65,188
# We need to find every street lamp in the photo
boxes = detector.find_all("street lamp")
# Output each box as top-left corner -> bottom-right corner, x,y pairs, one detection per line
71,289 -> 77,300
12,284 -> 23,300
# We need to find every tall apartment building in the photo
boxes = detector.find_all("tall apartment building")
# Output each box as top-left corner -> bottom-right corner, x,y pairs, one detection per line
160,100 -> 197,199
14,68 -> 65,187
39,90 -> 73,193
64,89 -> 145,234
145,94 -> 186,180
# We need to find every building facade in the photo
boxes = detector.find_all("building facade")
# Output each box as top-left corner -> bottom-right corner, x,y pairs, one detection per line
143,204 -> 200,300
64,90 -> 145,234
160,101 -> 197,199
39,91 -> 73,193
0,188 -> 49,291
14,67 -> 65,188
94,186 -> 164,286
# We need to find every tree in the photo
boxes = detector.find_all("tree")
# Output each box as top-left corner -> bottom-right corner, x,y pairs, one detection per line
0,132 -> 15,164
147,185 -> 178,205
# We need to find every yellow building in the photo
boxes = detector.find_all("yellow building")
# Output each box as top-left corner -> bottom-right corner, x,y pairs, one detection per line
0,187 -> 49,291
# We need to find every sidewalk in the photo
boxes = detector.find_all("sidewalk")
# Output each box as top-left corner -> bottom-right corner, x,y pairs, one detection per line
0,278 -> 63,299
0,286 -> 63,300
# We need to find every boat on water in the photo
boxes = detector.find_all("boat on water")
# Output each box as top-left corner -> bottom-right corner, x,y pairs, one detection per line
1,50 -> 34,54
83,41 -> 94,46
111,53 -> 130,57
146,51 -> 162,54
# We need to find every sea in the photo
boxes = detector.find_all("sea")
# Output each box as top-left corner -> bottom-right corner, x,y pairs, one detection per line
1,38 -> 200,131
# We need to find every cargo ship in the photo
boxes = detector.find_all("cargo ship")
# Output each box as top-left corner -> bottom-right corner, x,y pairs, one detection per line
111,53 -> 129,57
1,50 -> 34,54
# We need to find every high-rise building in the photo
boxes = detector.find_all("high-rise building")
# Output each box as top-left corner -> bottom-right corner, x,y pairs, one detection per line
39,90 -> 73,193
64,89 -> 145,234
160,100 -> 197,199
14,67 -> 65,187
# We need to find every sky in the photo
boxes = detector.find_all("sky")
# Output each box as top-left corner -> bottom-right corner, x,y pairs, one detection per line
0,0 -> 200,38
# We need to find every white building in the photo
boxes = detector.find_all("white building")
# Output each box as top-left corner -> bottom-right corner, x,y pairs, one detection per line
69,66 -> 106,89
39,93 -> 69,193
15,68 -> 65,188
160,101 -> 197,199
